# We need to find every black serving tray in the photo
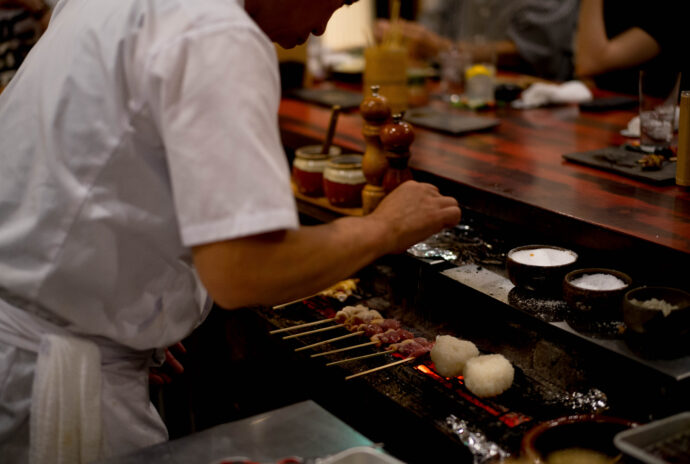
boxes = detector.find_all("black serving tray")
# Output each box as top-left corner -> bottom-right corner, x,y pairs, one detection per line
563,147 -> 676,184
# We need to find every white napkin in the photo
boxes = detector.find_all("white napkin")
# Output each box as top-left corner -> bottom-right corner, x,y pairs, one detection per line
30,334 -> 103,464
512,80 -> 593,109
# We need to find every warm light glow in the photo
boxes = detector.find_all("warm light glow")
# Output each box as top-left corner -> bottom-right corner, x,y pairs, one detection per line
415,360 -> 532,428
322,0 -> 375,51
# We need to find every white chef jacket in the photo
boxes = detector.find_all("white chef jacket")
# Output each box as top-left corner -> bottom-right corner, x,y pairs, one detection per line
0,0 -> 298,459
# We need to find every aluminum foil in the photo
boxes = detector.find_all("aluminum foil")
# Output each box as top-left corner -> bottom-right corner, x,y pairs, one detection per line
407,225 -> 505,266
563,388 -> 608,413
445,415 -> 511,464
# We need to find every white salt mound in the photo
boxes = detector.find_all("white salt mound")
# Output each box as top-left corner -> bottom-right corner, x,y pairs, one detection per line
570,273 -> 627,291
630,298 -> 678,317
430,335 -> 479,378
510,248 -> 576,267
463,354 -> 514,398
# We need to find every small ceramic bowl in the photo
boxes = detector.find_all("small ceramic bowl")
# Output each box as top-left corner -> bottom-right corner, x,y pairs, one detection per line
623,286 -> 690,341
563,268 -> 632,322
521,414 -> 636,463
506,245 -> 578,294
292,144 -> 342,197
323,154 -> 366,208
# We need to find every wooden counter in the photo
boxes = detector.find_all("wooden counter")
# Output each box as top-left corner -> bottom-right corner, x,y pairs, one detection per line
279,87 -> 690,267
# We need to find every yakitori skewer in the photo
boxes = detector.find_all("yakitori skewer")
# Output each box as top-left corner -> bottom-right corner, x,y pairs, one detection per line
271,304 -> 374,335
326,349 -> 395,366
272,292 -> 323,310
343,337 -> 435,379
294,331 -> 364,352
269,318 -> 335,335
345,357 -> 415,380
282,323 -> 345,339
281,306 -> 382,341
310,326 -> 411,358
311,340 -> 378,358
272,278 -> 360,309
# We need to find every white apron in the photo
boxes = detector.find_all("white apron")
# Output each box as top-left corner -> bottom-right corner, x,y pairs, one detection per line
0,297 -> 168,463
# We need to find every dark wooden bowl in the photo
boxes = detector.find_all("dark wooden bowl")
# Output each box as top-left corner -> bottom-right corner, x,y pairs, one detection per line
623,286 -> 690,341
506,245 -> 578,295
563,268 -> 632,322
521,414 -> 637,463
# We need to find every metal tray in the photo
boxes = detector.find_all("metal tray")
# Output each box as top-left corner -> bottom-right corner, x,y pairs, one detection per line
614,411 -> 690,464
317,447 -> 405,464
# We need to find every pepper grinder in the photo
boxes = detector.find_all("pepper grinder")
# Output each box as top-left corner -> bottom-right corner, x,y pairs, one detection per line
380,112 -> 414,193
360,85 -> 392,214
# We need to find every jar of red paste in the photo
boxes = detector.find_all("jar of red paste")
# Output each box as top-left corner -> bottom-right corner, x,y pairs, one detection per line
292,145 -> 341,197
323,155 -> 366,208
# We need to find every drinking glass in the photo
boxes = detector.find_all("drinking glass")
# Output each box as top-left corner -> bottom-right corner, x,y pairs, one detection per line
639,68 -> 681,152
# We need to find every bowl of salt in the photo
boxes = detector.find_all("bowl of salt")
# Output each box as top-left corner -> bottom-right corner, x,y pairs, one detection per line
622,286 -> 690,345
563,268 -> 632,322
506,245 -> 578,294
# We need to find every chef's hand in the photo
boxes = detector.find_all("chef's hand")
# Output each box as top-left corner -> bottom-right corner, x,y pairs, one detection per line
149,342 -> 187,385
369,180 -> 461,255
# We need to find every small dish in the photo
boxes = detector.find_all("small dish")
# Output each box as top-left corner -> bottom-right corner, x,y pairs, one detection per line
521,414 -> 637,464
622,286 -> 690,355
563,268 -> 632,322
506,245 -> 578,294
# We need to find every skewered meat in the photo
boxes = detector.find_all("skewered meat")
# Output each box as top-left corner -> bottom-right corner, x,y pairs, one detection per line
391,337 -> 435,358
371,328 -> 415,346
334,305 -> 368,323
351,318 -> 402,337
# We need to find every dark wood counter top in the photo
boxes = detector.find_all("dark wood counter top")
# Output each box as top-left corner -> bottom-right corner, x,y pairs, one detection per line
279,89 -> 690,261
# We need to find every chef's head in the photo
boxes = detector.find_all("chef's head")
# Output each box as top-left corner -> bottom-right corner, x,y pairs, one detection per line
246,0 -> 360,49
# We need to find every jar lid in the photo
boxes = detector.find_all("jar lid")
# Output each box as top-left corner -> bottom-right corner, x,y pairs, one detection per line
327,154 -> 363,170
296,144 -> 340,160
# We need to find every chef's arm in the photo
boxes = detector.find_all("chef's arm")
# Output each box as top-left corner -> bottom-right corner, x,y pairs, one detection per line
575,0 -> 660,77
192,181 -> 461,310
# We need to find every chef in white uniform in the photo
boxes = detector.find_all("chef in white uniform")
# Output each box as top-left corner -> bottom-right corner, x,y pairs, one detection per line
0,0 -> 461,462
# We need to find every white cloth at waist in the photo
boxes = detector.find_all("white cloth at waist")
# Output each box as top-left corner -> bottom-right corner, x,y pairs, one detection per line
0,296 -> 168,462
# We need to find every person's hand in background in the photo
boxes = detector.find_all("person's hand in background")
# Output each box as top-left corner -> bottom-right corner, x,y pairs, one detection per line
149,342 -> 187,385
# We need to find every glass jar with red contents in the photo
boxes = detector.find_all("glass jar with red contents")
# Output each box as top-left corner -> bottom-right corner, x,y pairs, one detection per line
323,155 -> 366,208
292,145 -> 341,197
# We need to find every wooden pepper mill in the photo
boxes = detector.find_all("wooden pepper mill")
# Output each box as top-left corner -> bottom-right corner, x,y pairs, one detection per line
380,112 -> 414,193
360,85 -> 392,214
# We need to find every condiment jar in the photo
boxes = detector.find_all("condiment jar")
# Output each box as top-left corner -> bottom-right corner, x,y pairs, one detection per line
292,144 -> 341,197
323,155 -> 366,208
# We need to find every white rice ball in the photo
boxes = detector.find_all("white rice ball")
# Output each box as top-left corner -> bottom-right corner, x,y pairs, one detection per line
430,335 -> 479,378
463,354 -> 514,398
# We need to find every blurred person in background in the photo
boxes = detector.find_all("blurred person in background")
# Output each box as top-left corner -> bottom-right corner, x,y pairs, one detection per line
0,0 -> 53,89
575,0 -> 687,95
375,0 -> 580,81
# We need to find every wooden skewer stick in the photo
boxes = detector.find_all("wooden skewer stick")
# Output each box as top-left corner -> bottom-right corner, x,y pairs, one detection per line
311,341 -> 377,358
271,292 -> 323,310
294,331 -> 364,352
282,323 -> 345,339
269,318 -> 335,335
345,357 -> 415,380
326,350 -> 395,366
